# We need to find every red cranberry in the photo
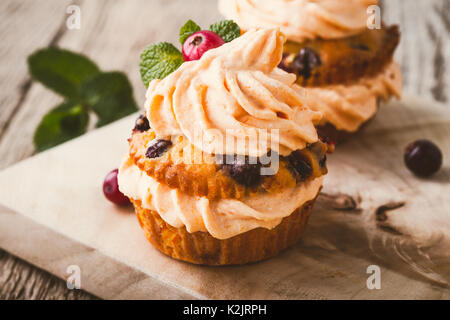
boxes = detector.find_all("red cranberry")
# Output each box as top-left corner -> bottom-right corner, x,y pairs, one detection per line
103,169 -> 130,205
404,140 -> 443,177
182,30 -> 225,61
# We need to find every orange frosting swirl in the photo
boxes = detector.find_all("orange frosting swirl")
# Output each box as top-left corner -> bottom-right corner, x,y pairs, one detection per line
145,28 -> 321,157
219,0 -> 378,43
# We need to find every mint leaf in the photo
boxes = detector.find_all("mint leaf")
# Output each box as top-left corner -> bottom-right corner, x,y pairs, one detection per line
28,47 -> 100,99
140,42 -> 184,87
80,72 -> 138,127
209,20 -> 240,43
179,19 -> 201,44
34,101 -> 89,152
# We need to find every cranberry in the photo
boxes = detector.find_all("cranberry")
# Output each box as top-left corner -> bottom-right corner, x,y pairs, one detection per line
182,30 -> 225,61
145,139 -> 172,158
103,169 -> 130,205
134,114 -> 150,132
404,140 -> 443,177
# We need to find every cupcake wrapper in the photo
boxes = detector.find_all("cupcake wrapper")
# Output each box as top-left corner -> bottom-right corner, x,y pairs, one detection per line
133,197 -> 317,266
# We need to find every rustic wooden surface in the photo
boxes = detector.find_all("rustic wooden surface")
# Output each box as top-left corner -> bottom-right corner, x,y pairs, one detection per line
0,0 -> 448,300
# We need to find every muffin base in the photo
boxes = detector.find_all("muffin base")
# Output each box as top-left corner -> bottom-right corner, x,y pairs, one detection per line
133,197 -> 317,266
283,25 -> 400,87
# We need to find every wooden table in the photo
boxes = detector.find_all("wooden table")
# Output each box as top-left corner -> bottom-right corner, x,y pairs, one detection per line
0,0 -> 448,300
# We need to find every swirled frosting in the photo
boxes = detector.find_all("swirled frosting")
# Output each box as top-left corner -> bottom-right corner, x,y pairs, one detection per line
119,158 -> 322,239
219,0 -> 378,43
305,62 -> 402,132
145,28 -> 321,157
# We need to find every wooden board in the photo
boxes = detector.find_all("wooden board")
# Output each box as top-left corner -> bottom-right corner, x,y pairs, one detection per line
0,0 -> 449,300
0,95 -> 449,300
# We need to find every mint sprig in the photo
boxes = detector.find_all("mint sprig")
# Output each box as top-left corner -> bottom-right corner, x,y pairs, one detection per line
179,19 -> 201,44
139,19 -> 241,87
140,42 -> 184,87
209,20 -> 241,43
33,101 -> 89,152
81,72 -> 138,127
28,47 -> 100,99
28,47 -> 138,151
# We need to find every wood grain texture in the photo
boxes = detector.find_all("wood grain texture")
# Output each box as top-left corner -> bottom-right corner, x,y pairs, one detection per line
0,0 -> 448,300
382,0 -> 450,103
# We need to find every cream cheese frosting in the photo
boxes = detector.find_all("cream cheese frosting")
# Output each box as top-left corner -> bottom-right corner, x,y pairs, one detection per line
305,62 -> 402,132
219,0 -> 378,43
118,158 -> 322,240
145,28 -> 322,157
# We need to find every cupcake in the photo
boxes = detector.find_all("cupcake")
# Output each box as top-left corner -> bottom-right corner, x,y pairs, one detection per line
219,0 -> 403,143
118,28 -> 329,265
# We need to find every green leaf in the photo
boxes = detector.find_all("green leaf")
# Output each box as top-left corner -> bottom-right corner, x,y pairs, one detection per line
209,20 -> 241,43
140,42 -> 184,87
33,101 -> 89,152
80,72 -> 138,127
179,19 -> 201,44
28,47 -> 100,99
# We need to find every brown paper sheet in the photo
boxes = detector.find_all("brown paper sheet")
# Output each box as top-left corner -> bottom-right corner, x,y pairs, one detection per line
0,95 -> 449,299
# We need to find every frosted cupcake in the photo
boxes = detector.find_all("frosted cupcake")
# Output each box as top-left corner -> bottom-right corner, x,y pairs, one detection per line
219,0 -> 402,143
118,28 -> 329,265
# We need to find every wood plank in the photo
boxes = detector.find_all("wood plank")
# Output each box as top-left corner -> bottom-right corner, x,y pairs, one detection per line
0,0 -> 72,140
0,0 -> 91,300
0,249 -> 96,300
382,0 -> 450,102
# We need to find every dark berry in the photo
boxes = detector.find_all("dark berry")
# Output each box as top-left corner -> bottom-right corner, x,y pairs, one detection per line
309,142 -> 327,162
404,140 -> 443,177
182,30 -> 225,61
134,114 -> 150,132
222,155 -> 262,187
145,139 -> 172,158
278,53 -> 294,73
288,151 -> 312,181
103,169 -> 130,206
291,47 -> 321,80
